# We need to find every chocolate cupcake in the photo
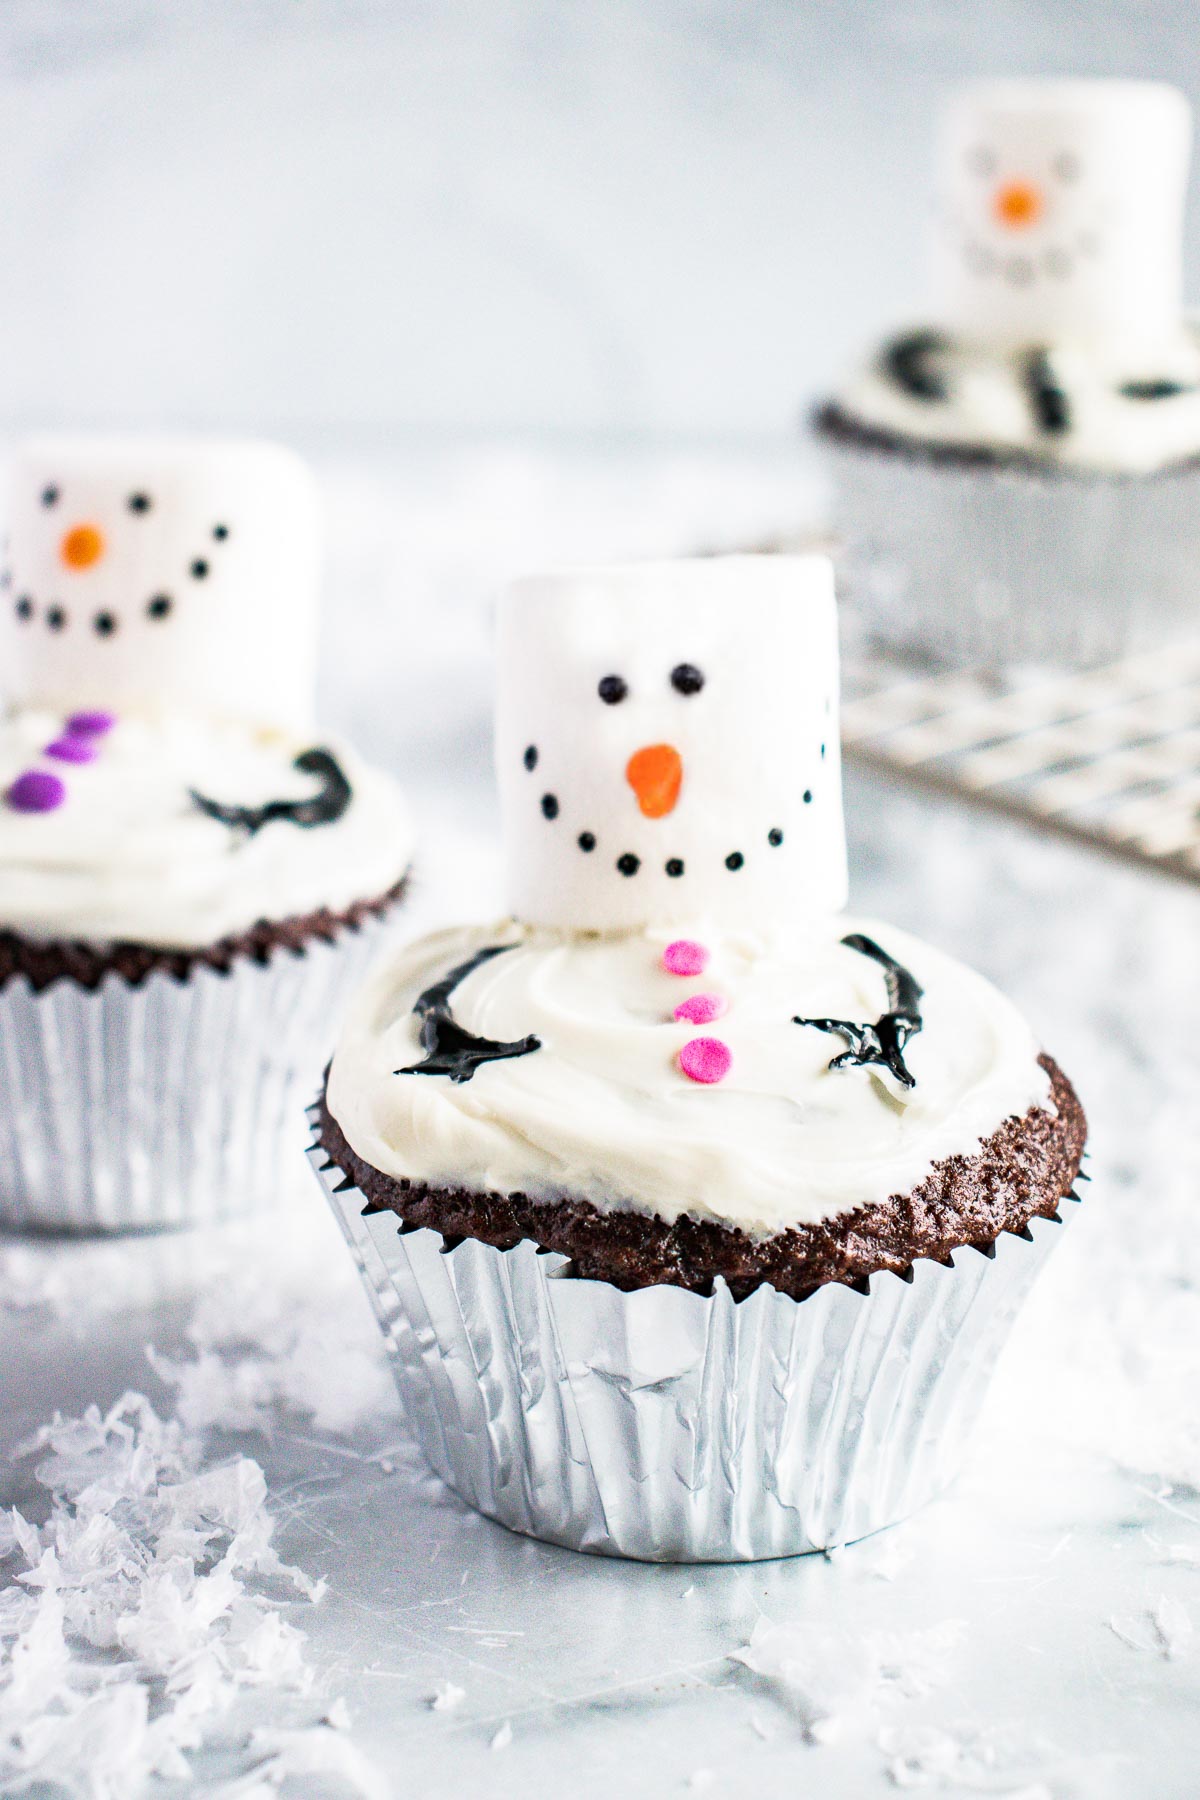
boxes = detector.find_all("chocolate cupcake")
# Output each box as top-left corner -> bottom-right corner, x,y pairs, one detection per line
312,556 -> 1085,1561
814,79 -> 1200,668
0,436 -> 413,1231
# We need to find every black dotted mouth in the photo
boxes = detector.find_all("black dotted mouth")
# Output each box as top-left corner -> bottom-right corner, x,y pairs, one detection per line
803,789 -> 812,804
768,828 -> 783,846
578,831 -> 596,852
616,852 -> 640,877
14,596 -> 33,622
147,594 -> 172,620
523,744 -> 538,772
46,605 -> 67,632
93,611 -> 117,637
665,858 -> 684,877
190,559 -> 209,581
540,793 -> 559,820
725,851 -> 745,871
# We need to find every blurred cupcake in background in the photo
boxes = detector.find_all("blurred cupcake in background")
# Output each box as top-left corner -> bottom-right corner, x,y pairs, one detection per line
0,437 -> 413,1231
815,79 -> 1200,668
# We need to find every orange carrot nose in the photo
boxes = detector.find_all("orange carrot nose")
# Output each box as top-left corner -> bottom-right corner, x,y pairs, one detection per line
60,523 -> 105,570
993,179 -> 1043,230
626,743 -> 682,818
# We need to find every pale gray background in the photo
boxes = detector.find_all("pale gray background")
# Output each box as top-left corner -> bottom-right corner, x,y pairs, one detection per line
3,0 -> 1200,443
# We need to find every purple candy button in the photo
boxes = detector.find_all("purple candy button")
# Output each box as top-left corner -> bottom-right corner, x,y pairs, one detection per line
46,735 -> 99,764
66,710 -> 117,736
7,770 -> 66,813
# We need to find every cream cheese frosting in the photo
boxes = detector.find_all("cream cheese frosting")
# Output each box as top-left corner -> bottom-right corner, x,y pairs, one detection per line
0,706 -> 413,948
831,324 -> 1200,474
326,916 -> 1052,1238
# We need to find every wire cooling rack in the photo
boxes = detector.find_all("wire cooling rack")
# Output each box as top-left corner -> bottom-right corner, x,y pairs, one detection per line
839,639 -> 1200,886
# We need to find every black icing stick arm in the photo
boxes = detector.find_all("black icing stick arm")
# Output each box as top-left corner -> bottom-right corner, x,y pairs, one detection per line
793,932 -> 924,1091
880,329 -> 953,403
397,945 -> 541,1085
191,747 -> 353,836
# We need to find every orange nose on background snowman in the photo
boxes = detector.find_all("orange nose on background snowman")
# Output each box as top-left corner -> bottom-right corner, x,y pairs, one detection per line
60,523 -> 106,570
626,743 -> 683,818
993,179 -> 1043,229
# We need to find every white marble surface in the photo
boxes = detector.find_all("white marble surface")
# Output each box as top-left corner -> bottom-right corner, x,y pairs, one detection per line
3,445 -> 1200,1797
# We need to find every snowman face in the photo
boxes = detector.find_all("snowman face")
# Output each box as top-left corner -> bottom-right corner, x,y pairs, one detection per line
496,557 -> 847,936
0,437 -> 321,728
933,81 -> 1191,347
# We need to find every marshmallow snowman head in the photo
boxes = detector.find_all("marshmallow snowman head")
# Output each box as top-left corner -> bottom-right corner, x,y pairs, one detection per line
496,556 -> 847,937
933,79 -> 1192,350
0,437 -> 321,728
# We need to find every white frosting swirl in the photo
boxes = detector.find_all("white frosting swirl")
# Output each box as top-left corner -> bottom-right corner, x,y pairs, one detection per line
0,706 -> 413,948
831,324 -> 1200,473
327,917 -> 1052,1237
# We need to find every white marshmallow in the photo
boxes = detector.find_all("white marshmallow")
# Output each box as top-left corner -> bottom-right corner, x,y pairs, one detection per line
495,556 -> 846,936
0,436 -> 321,728
932,79 -> 1192,350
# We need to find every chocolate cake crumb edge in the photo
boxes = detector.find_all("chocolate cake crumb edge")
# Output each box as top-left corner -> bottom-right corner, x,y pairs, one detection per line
315,1052 -> 1086,1303
0,871 -> 411,994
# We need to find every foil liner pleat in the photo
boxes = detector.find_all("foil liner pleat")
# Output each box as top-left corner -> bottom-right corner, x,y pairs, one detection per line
0,910 -> 398,1234
310,1134 -> 1078,1562
820,431 -> 1200,670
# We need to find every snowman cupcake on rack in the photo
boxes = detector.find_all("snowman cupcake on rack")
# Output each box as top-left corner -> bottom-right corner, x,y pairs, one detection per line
314,556 -> 1087,1562
0,435 -> 413,1231
815,79 -> 1200,667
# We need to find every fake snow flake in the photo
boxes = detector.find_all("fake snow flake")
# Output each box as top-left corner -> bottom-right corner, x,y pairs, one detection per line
0,1391 -> 360,1798
430,1680 -> 466,1712
729,1616 -> 964,1746
490,1720 -> 513,1751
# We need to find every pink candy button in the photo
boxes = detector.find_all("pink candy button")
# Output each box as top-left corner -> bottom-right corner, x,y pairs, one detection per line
678,1036 -> 732,1085
67,710 -> 117,736
674,993 -> 728,1025
46,735 -> 99,764
7,770 -> 66,813
662,939 -> 709,977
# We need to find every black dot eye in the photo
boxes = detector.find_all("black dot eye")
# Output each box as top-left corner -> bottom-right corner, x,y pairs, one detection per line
541,793 -> 559,820
665,858 -> 684,877
598,674 -> 627,706
578,831 -> 596,852
93,611 -> 117,637
616,852 -> 640,876
40,485 -> 59,508
523,745 -> 538,772
967,145 -> 995,179
670,663 -> 704,697
725,851 -> 745,871
147,594 -> 172,620
190,559 -> 209,580
15,596 -> 33,621
768,828 -> 783,847
127,492 -> 152,514
46,605 -> 66,631
212,523 -> 229,541
1053,150 -> 1080,183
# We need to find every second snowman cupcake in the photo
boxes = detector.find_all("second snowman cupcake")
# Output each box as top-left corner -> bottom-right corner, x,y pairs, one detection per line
815,79 -> 1200,667
0,435 -> 414,1230
313,556 -> 1086,1562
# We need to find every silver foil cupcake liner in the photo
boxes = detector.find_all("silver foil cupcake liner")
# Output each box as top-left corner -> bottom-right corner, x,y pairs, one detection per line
310,1133 -> 1078,1562
820,431 -> 1200,670
0,911 -> 399,1234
